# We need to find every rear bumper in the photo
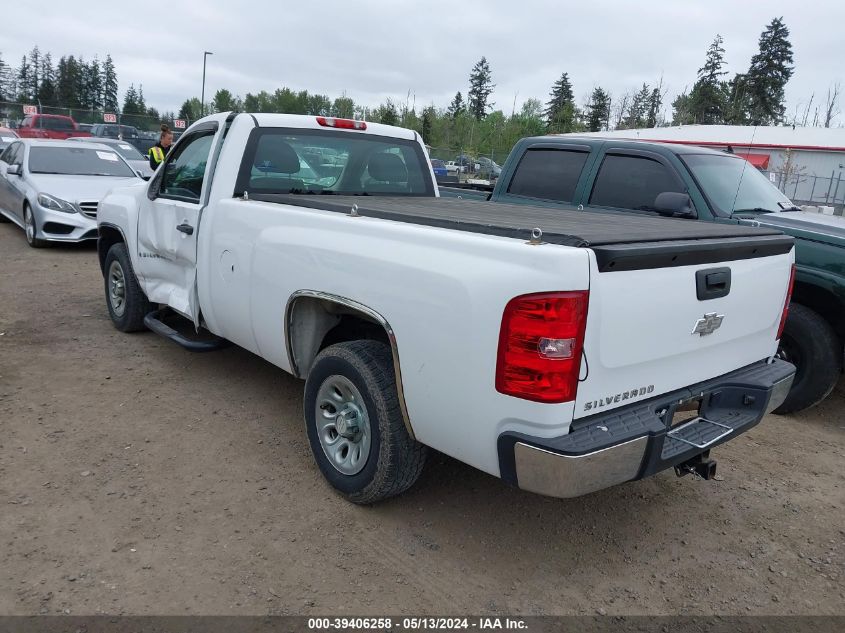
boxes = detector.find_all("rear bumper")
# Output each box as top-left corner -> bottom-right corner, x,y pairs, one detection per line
497,358 -> 795,499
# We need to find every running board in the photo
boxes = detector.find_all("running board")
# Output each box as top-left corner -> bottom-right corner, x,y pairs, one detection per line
143,309 -> 229,353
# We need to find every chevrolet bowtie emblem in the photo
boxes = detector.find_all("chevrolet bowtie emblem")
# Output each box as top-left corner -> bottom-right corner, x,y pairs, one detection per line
691,312 -> 725,336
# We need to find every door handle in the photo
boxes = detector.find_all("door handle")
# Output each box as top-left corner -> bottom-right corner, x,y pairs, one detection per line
176,223 -> 194,236
695,267 -> 731,300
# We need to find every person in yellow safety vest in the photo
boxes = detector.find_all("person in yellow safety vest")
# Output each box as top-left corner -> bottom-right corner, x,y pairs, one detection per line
148,123 -> 173,170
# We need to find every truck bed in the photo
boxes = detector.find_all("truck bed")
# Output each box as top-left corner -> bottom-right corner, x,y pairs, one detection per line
253,195 -> 793,271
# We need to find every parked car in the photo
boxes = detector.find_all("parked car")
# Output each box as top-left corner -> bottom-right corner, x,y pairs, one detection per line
440,135 -> 835,414
0,139 -> 141,247
15,114 -> 91,140
0,127 -> 19,151
430,158 -> 448,178
444,160 -> 465,174
68,136 -> 154,179
90,124 -> 140,141
96,112 -> 794,504
76,123 -> 94,134
477,156 -> 502,178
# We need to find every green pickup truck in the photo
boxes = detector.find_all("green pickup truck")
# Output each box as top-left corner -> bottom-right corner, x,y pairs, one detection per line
441,136 -> 844,414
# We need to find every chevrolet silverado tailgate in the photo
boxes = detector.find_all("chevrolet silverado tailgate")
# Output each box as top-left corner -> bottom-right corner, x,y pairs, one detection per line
574,235 -> 794,419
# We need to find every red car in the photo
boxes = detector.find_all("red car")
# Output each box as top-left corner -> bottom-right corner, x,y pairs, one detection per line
15,114 -> 91,140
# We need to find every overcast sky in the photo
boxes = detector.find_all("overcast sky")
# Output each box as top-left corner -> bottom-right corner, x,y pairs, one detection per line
1,0 -> 843,125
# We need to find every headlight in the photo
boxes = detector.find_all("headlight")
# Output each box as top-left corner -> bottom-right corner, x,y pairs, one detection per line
37,193 -> 77,213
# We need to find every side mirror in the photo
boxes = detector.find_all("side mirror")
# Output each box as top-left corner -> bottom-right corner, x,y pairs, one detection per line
654,192 -> 696,218
7,164 -> 21,176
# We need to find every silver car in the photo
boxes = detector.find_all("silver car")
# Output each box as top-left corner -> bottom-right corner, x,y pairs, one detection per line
67,136 -> 154,179
0,139 -> 142,248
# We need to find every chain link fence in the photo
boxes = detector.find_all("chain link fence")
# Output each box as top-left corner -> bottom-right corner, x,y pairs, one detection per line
765,169 -> 845,211
0,100 -> 189,133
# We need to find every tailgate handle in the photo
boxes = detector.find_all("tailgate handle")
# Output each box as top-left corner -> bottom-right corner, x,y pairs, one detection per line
696,267 -> 731,300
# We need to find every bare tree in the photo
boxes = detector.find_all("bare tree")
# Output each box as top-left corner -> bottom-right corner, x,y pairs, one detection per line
612,90 -> 632,130
800,93 -> 814,127
823,82 -> 841,128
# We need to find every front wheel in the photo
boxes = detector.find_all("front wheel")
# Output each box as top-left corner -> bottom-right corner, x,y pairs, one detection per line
103,242 -> 152,332
24,204 -> 47,248
304,340 -> 427,504
772,303 -> 842,414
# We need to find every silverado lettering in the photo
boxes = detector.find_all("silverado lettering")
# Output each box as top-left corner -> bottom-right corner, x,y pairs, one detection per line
584,385 -> 655,411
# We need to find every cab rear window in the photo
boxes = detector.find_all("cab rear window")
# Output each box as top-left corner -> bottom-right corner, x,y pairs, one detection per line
234,127 -> 433,197
507,149 -> 589,203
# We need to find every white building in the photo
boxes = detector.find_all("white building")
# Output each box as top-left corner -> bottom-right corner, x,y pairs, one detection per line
571,125 -> 845,207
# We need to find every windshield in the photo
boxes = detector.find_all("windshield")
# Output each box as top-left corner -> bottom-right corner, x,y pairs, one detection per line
682,153 -> 793,215
29,146 -> 135,177
111,142 -> 144,160
236,128 -> 434,196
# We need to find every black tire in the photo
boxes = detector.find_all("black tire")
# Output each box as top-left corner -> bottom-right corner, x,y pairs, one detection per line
772,303 -> 842,414
304,340 -> 427,504
23,203 -> 47,248
103,242 -> 152,333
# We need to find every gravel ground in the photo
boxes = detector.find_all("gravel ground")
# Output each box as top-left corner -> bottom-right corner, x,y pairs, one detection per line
0,223 -> 843,616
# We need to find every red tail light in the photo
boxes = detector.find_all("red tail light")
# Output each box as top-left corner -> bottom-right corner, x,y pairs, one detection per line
316,116 -> 367,130
496,291 -> 589,403
776,264 -> 796,340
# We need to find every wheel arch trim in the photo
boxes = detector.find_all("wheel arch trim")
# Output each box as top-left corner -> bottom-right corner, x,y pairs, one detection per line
284,290 -> 415,439
97,222 -> 129,274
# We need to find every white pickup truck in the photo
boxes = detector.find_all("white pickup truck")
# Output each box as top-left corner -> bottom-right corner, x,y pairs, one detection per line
96,112 -> 796,504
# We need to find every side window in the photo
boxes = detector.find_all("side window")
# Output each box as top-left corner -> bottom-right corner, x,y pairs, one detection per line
158,131 -> 216,202
0,142 -> 16,163
507,149 -> 589,202
5,143 -> 23,166
589,154 -> 683,212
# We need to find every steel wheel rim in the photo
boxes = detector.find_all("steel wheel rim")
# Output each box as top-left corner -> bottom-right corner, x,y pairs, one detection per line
108,260 -> 127,317
24,207 -> 34,242
315,374 -> 372,476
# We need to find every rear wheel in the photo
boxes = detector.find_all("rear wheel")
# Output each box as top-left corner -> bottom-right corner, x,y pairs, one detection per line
104,242 -> 152,332
773,303 -> 841,414
23,204 -> 47,248
304,340 -> 427,504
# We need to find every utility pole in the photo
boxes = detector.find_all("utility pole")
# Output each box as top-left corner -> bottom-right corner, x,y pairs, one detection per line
201,51 -> 213,117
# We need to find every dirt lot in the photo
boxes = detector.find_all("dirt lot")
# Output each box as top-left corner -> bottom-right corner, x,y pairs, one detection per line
0,223 -> 843,616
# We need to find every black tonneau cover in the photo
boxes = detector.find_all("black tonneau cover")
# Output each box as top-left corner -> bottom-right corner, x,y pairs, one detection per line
252,195 -> 793,271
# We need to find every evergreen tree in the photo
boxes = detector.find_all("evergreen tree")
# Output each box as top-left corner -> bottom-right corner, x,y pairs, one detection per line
545,72 -> 576,132
447,92 -> 465,118
178,98 -> 203,122
102,54 -> 119,113
687,35 -> 729,124
87,57 -> 102,111
622,83 -> 651,129
37,53 -> 56,106
123,83 -> 140,114
56,55 -> 82,108
212,88 -> 238,113
374,99 -> 399,126
586,87 -> 611,132
745,17 -> 794,125
17,55 -> 31,102
421,105 -> 435,143
28,46 -> 41,102
467,57 -> 494,121
725,73 -> 752,125
331,94 -> 355,119
646,86 -> 663,127
0,53 -> 12,101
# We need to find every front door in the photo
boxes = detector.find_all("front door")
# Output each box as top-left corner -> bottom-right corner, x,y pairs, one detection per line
135,124 -> 218,324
